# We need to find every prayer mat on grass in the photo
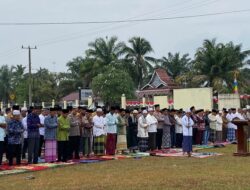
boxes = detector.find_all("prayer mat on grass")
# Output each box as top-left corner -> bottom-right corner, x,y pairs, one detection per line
151,151 -> 223,158
79,160 -> 103,164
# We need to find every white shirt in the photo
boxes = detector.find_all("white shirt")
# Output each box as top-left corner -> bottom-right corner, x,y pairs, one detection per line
146,114 -> 158,133
175,115 -> 183,134
93,115 -> 106,137
137,115 -> 148,138
182,115 -> 194,136
0,115 -> 6,141
39,114 -> 45,136
216,114 -> 223,131
226,113 -> 237,129
22,116 -> 28,138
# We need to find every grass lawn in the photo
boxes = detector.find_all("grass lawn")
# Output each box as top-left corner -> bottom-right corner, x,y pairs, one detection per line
0,145 -> 250,190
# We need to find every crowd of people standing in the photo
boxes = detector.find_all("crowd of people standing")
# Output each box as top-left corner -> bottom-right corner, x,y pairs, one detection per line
0,104 -> 249,166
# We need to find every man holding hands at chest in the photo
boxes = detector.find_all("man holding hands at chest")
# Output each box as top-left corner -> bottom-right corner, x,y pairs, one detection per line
27,106 -> 41,164
182,109 -> 194,157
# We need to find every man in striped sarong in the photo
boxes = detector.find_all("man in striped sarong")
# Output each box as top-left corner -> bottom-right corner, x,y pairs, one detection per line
44,108 -> 58,163
92,108 -> 106,156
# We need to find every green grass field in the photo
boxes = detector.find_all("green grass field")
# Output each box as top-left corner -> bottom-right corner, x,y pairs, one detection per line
0,145 -> 250,190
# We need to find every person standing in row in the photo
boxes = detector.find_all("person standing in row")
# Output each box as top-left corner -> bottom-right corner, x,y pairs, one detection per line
196,109 -> 205,145
21,107 -> 28,159
154,105 -> 164,150
27,106 -> 41,164
146,108 -> 158,151
7,110 -> 24,166
174,110 -> 183,148
105,106 -> 118,155
92,108 -> 106,156
44,108 -> 58,163
137,110 -> 149,152
0,109 -> 6,165
216,111 -> 223,142
162,109 -> 171,149
57,109 -> 70,162
182,109 -> 194,157
38,108 -> 48,159
127,110 -> 138,152
68,107 -> 81,160
81,109 -> 93,157
208,109 -> 217,143
117,109 -> 127,153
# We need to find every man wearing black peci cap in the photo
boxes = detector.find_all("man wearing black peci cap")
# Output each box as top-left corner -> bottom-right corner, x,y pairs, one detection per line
27,106 -> 41,164
57,109 -> 70,162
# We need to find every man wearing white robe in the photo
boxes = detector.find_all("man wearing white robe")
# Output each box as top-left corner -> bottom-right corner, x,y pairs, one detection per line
146,108 -> 158,151
182,109 -> 194,157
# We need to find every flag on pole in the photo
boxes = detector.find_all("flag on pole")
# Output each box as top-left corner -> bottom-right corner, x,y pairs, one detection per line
233,76 -> 238,94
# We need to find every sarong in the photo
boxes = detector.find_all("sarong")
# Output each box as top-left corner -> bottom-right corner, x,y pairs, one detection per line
138,137 -> 148,152
227,128 -> 235,142
182,136 -> 192,152
82,137 -> 92,156
45,140 -> 57,162
93,135 -> 105,156
106,133 -> 117,155
148,132 -> 156,150
162,126 -> 171,149
209,129 -> 216,143
117,135 -> 127,151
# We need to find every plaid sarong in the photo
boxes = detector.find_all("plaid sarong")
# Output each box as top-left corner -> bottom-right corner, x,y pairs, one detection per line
162,126 -> 171,148
227,128 -> 235,142
138,137 -> 148,152
45,140 -> 57,162
93,135 -> 105,156
82,137 -> 92,156
209,129 -> 216,143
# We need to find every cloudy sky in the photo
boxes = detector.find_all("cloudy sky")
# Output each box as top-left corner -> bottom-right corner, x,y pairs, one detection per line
0,0 -> 249,73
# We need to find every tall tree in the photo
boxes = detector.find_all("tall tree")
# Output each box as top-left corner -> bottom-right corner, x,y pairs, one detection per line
193,39 -> 250,92
0,65 -> 14,103
123,37 -> 155,90
86,36 -> 125,66
158,52 -> 192,80
92,66 -> 135,106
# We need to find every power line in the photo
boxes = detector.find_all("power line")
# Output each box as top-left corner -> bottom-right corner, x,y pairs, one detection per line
0,9 -> 249,26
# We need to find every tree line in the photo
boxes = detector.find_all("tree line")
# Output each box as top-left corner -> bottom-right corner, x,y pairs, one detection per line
0,37 -> 249,105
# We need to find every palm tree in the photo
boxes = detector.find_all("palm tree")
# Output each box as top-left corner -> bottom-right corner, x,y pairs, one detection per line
193,39 -> 250,92
123,37 -> 155,89
86,36 -> 125,66
158,52 -> 192,80
0,65 -> 13,103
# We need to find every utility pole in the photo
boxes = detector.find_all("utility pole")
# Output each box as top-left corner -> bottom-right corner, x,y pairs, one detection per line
22,45 -> 37,107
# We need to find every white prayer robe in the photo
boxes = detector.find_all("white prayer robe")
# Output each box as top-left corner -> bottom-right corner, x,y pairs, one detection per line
92,115 -> 106,137
216,115 -> 223,131
137,115 -> 148,138
146,114 -> 158,133
226,113 -> 237,130
175,115 -> 183,134
182,115 -> 194,136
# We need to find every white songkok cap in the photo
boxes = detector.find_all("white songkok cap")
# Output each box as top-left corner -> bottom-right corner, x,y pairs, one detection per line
96,108 -> 103,112
148,108 -> 154,112
13,110 -> 21,115
219,110 -> 223,114
185,108 -> 191,113
21,107 -> 27,111
142,110 -> 148,114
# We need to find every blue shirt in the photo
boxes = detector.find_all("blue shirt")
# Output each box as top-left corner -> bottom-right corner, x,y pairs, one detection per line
105,113 -> 118,134
7,119 -> 24,144
27,113 -> 40,138
44,115 -> 58,140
